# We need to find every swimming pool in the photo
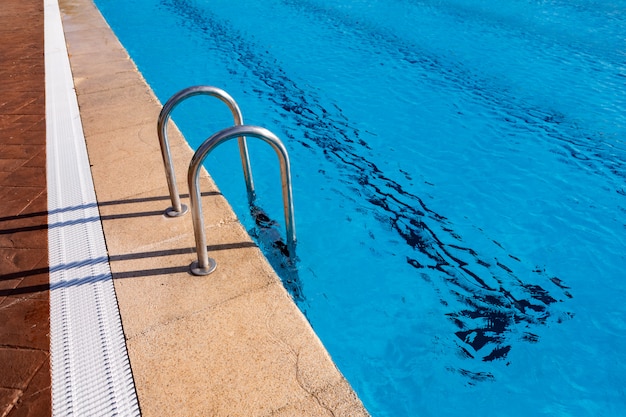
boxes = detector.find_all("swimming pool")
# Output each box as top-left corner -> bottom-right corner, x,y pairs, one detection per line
93,0 -> 626,415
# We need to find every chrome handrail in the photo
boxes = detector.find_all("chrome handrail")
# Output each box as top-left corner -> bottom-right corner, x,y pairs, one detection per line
157,85 -> 255,217
188,125 -> 296,276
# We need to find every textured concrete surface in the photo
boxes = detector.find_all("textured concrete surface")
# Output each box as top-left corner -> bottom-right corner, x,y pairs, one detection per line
59,0 -> 369,415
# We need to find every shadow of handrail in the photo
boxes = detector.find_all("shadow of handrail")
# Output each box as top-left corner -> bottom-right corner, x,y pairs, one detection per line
108,242 -> 257,263
0,267 -> 49,282
0,242 -> 259,296
0,192 -> 221,224
0,211 -> 166,235
0,192 -> 223,237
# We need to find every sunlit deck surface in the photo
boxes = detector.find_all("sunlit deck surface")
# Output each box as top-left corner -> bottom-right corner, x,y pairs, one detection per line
0,0 -> 367,415
0,0 -> 51,415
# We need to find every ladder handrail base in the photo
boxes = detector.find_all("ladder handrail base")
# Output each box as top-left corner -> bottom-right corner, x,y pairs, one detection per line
165,204 -> 189,218
190,258 -> 217,276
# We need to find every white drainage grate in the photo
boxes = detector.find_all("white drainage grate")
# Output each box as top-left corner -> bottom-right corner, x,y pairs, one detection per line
45,0 -> 140,415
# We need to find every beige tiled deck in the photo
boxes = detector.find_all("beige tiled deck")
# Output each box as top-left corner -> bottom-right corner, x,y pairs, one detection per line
58,0 -> 368,415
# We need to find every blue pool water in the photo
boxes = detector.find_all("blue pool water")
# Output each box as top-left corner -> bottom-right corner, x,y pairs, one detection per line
94,0 -> 626,415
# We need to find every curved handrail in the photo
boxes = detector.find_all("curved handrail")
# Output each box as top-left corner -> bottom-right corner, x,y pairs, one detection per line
188,125 -> 296,276
157,85 -> 255,217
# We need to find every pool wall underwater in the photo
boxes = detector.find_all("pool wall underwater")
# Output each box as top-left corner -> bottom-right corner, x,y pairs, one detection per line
93,0 -> 626,415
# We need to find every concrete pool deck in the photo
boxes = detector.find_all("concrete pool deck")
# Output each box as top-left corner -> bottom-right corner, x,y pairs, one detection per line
1,0 -> 368,415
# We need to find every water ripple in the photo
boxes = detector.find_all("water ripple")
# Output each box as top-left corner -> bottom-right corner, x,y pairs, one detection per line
161,0 -> 574,371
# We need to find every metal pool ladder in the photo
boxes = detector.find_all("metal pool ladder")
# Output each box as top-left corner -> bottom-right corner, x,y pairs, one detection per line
157,85 -> 256,217
157,86 -> 296,276
188,125 -> 296,276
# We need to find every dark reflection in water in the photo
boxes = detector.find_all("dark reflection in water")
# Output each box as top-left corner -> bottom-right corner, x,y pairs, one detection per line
248,204 -> 304,303
161,0 -> 574,378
